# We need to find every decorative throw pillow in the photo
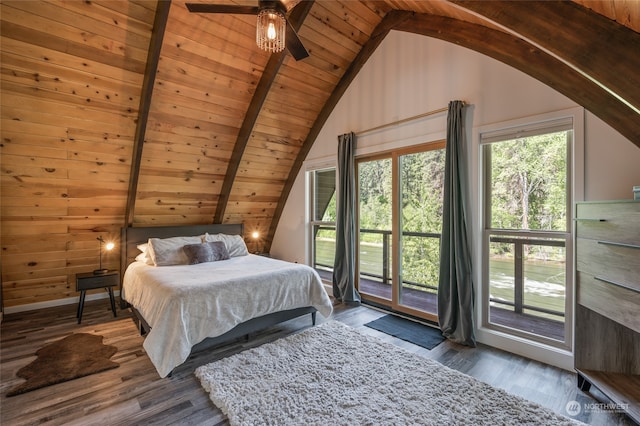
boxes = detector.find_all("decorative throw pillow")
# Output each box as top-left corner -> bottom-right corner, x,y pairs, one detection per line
147,236 -> 202,266
202,233 -> 249,257
182,241 -> 230,265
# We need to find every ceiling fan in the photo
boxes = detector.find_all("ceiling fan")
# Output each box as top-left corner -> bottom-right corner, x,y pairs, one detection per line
185,1 -> 309,61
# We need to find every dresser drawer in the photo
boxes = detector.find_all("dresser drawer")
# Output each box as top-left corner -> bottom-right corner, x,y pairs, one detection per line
577,271 -> 640,334
576,237 -> 640,292
575,201 -> 640,244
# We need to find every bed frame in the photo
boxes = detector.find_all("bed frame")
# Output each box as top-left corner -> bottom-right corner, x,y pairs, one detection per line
120,224 -> 317,364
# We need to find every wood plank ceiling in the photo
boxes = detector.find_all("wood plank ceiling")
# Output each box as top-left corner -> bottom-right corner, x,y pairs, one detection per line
1,0 -> 639,308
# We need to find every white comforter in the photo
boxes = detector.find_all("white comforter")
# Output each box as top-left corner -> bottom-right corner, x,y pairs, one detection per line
122,255 -> 333,377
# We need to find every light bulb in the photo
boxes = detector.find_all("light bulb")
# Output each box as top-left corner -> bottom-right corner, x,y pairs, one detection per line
105,242 -> 115,251
267,22 -> 276,40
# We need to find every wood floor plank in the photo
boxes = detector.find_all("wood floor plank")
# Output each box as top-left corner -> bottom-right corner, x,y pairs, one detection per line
0,299 -> 634,425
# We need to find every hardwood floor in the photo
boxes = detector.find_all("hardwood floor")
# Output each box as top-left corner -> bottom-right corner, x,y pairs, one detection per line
0,300 -> 634,426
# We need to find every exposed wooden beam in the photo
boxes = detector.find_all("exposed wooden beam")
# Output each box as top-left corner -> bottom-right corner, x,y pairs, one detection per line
395,13 -> 640,146
213,0 -> 315,225
124,0 -> 171,227
452,0 -> 640,116
266,10 -> 415,252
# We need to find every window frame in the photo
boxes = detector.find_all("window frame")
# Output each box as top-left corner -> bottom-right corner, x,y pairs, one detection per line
480,115 -> 576,351
306,164 -> 337,278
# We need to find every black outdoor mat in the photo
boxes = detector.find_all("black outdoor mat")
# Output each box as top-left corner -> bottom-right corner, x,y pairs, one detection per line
364,315 -> 445,350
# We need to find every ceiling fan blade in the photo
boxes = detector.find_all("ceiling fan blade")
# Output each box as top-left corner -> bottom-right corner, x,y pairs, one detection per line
185,3 -> 259,14
285,20 -> 309,61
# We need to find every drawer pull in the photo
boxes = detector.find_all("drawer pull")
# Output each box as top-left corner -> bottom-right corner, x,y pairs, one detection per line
594,276 -> 640,294
573,218 -> 606,222
597,240 -> 640,250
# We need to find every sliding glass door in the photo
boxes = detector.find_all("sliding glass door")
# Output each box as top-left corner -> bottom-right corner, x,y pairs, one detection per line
398,145 -> 445,315
357,142 -> 445,321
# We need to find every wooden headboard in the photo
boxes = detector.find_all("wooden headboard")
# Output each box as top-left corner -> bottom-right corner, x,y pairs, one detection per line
120,223 -> 244,285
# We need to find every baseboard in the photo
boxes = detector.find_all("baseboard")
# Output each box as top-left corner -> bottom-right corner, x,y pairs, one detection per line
4,290 -> 121,315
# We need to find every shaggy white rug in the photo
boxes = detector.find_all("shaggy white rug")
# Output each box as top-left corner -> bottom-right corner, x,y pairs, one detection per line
196,321 -> 580,425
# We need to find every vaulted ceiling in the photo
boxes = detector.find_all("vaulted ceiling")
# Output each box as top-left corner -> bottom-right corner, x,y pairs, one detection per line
1,0 -> 638,307
138,0 -> 640,249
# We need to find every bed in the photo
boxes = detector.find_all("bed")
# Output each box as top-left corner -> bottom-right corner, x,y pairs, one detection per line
119,224 -> 333,378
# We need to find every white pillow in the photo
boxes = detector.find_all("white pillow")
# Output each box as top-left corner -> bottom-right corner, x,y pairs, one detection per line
136,243 -> 154,265
202,233 -> 249,257
147,236 -> 202,266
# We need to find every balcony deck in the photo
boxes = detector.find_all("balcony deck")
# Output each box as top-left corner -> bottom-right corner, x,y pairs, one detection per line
320,270 -> 565,342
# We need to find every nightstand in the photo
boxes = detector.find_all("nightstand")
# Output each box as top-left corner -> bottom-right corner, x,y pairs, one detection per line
76,270 -> 118,324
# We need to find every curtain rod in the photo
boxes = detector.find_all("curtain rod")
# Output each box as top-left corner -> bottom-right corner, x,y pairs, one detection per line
355,101 -> 467,137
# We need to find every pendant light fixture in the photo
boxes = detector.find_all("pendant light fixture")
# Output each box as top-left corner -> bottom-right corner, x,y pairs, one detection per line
256,8 -> 286,53
186,1 -> 309,61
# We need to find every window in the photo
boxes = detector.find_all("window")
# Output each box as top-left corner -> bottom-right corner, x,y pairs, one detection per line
308,167 -> 336,281
481,117 -> 573,347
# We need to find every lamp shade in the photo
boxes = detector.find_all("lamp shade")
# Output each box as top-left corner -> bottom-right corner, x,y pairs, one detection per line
256,9 -> 285,53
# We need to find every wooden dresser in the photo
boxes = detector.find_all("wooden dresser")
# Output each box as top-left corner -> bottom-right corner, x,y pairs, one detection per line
575,200 -> 640,422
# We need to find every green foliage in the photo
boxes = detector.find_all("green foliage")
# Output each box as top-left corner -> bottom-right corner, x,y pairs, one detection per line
488,131 -> 569,261
400,150 -> 445,234
358,158 -> 393,235
357,150 -> 445,286
489,132 -> 567,232
322,194 -> 337,222
401,235 -> 441,286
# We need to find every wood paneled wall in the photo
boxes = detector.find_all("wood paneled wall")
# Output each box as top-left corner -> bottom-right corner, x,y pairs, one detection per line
132,3 -> 270,226
0,0 -> 387,309
1,1 -> 156,308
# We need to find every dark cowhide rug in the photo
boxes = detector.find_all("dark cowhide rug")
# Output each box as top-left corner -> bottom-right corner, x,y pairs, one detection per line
7,333 -> 119,397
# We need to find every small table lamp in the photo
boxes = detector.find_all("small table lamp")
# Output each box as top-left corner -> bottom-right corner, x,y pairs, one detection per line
251,231 -> 261,254
94,236 -> 115,275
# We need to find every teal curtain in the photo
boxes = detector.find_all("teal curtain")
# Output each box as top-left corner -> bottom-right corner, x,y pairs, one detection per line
332,132 -> 360,304
437,100 -> 476,346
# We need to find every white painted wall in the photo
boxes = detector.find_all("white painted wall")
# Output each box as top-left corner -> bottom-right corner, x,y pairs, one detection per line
271,30 -> 640,368
273,30 -> 640,262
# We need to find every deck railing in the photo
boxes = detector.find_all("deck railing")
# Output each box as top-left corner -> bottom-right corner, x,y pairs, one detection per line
314,226 -> 566,321
488,235 -> 566,319
314,226 -> 440,292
